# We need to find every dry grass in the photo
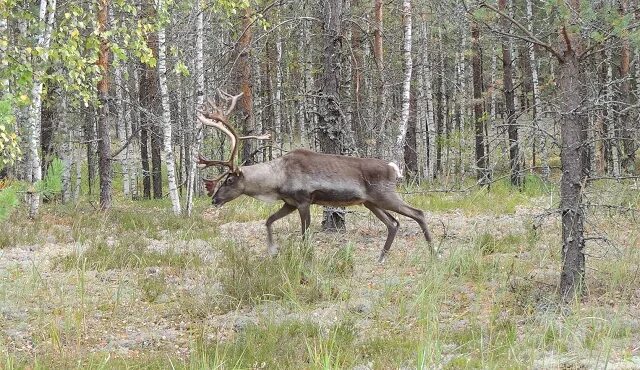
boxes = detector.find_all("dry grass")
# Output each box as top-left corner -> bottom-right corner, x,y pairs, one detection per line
1,181 -> 639,369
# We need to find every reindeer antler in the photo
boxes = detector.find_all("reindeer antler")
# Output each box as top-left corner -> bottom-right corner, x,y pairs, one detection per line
196,90 -> 271,193
196,91 -> 243,173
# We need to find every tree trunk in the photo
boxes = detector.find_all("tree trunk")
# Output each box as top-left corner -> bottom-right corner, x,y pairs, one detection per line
60,96 -> 72,203
273,31 -> 283,154
40,90 -> 55,176
140,123 -> 151,199
150,124 -> 162,198
185,2 -> 204,216
558,49 -> 588,300
139,0 -> 159,199
421,23 -> 436,181
435,28 -> 445,177
97,0 -> 112,210
319,0 -> 346,231
620,0 -> 635,173
233,6 -> 255,165
526,0 -> 548,180
373,0 -> 386,157
471,21 -> 488,185
395,0 -> 412,174
115,57 -> 130,197
157,0 -> 181,215
404,83 -> 418,180
499,0 -> 522,187
26,0 -> 56,218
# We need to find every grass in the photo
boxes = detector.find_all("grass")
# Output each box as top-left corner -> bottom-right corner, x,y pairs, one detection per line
214,239 -> 354,311
193,320 -> 357,369
1,178 -> 639,369
405,174 -> 554,215
53,239 -> 203,271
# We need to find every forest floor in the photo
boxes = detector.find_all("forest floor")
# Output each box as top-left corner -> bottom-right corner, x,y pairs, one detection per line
1,179 -> 639,369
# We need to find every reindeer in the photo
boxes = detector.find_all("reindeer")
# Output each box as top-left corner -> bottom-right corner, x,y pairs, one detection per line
197,91 -> 434,262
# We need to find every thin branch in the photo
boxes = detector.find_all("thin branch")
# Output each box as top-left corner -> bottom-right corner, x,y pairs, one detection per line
477,1 -> 565,62
561,25 -> 573,55
109,126 -> 142,159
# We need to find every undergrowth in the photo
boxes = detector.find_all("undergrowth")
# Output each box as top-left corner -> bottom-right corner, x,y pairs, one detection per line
1,177 -> 639,369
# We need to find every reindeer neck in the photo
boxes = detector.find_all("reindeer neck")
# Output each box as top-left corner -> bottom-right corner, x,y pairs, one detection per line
241,161 -> 283,197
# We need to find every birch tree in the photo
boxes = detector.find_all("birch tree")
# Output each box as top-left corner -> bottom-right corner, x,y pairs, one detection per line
185,2 -> 204,216
526,0 -> 547,180
471,20 -> 488,185
395,0 -> 412,175
26,0 -> 57,218
157,0 -> 181,215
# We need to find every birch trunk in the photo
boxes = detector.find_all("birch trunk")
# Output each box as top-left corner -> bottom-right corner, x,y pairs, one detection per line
115,61 -> 130,196
27,0 -> 56,218
395,0 -> 412,173
273,32 -> 283,153
185,4 -> 204,216
157,0 -> 181,215
127,65 -> 138,197
489,48 -> 500,157
526,0 -> 548,180
422,23 -> 436,181
471,20 -> 488,185
373,0 -> 386,157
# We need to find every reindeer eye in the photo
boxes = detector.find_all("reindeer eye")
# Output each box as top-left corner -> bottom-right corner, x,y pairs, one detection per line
226,177 -> 235,185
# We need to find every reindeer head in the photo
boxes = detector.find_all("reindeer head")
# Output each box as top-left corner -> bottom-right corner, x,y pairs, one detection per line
211,172 -> 246,206
196,90 -> 270,205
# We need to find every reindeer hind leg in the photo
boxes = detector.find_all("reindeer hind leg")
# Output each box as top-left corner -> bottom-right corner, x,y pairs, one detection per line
375,193 -> 435,254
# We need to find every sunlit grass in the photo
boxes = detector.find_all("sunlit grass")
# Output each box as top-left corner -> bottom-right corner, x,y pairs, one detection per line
405,174 -> 555,215
1,177 -> 639,369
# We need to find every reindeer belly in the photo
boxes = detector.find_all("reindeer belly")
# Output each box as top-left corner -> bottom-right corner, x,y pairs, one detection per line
310,189 -> 365,206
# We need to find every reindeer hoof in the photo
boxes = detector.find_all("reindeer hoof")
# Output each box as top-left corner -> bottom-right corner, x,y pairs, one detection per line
268,245 -> 279,257
377,254 -> 387,264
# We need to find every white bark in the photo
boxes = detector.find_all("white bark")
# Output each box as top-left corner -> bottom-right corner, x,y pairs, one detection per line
526,0 -> 547,180
157,0 -> 181,215
185,4 -> 204,216
274,33 -> 283,153
114,62 -> 131,196
458,31 -> 467,178
27,0 -> 56,218
128,64 -> 138,198
395,0 -> 412,171
419,23 -> 436,181
490,47 -> 498,149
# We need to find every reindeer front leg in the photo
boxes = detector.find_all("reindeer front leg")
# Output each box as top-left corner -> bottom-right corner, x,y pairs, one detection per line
265,203 -> 296,255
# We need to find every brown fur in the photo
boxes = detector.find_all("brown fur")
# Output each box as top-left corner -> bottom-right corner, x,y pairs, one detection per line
211,149 -> 434,262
